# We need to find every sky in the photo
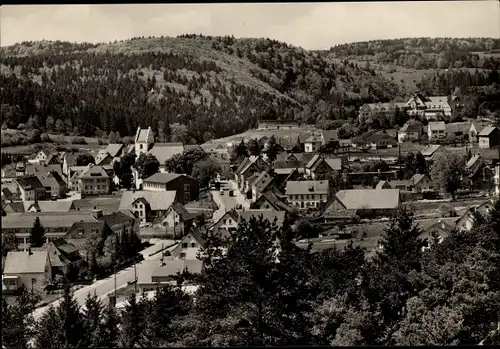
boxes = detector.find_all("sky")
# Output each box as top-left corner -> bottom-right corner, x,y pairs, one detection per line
1,2 -> 499,50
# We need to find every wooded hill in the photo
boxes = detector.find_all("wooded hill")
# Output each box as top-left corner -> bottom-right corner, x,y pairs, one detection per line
0,35 -> 399,143
328,37 -> 500,70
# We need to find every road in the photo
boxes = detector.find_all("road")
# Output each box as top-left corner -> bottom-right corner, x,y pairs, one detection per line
211,180 -> 251,223
32,239 -> 177,322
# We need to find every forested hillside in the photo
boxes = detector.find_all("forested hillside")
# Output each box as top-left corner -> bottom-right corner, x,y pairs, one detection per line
0,35 -> 399,144
328,37 -> 500,70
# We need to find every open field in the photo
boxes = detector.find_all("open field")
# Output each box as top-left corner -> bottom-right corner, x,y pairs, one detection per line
1,142 -> 104,155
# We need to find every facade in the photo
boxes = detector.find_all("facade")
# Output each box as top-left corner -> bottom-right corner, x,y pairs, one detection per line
39,170 -> 67,198
142,173 -> 199,204
469,121 -> 490,142
427,121 -> 447,140
79,165 -> 111,197
3,250 -> 52,291
170,231 -> 205,260
14,176 -> 46,201
477,127 -> 500,149
398,122 -> 422,143
305,155 -> 343,180
134,127 -> 155,156
304,135 -> 323,153
160,202 -> 194,237
285,180 -> 330,210
421,145 -> 447,162
234,156 -> 266,191
34,149 -> 58,164
249,171 -> 274,202
405,94 -> 452,120
210,210 -> 240,233
118,190 -> 178,224
46,239 -> 84,278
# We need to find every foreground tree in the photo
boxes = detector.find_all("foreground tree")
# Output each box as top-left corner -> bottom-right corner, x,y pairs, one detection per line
75,154 -> 95,166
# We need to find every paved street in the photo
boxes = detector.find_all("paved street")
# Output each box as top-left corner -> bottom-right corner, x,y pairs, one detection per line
32,239 -> 176,322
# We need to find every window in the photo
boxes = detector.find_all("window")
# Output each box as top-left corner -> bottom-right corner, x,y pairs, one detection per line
223,219 -> 227,224
139,211 -> 143,216
140,144 -> 143,149
180,253 -> 186,259
191,243 -> 196,248
182,243 -> 188,248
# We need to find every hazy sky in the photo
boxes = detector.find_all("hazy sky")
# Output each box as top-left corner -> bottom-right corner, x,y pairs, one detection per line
1,2 -> 499,50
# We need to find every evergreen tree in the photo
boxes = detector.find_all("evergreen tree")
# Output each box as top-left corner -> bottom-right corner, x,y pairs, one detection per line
80,292 -> 105,348
265,135 -> 281,163
119,293 -> 146,347
34,305 -> 64,348
57,284 -> 84,347
101,302 -> 120,348
30,217 -> 46,248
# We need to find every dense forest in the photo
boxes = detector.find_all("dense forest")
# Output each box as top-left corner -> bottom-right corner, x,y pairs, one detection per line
328,37 -> 500,70
3,204 -> 500,347
0,35 -> 400,143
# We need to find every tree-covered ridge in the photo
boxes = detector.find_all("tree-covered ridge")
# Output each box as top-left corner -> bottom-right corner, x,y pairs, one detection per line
0,35 -> 399,143
328,37 -> 500,70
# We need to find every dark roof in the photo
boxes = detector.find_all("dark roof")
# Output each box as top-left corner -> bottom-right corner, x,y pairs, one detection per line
39,170 -> 67,187
15,175 -> 45,190
170,202 -> 194,221
104,143 -> 124,158
4,202 -> 25,213
254,189 -> 295,213
143,172 -> 183,184
80,165 -> 109,179
98,211 -> 135,226
25,163 -> 63,178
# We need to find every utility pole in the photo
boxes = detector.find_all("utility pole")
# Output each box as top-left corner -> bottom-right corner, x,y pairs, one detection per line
113,265 -> 117,306
134,262 -> 137,294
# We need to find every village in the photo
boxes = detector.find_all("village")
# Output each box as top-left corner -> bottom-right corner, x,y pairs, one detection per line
1,89 -> 500,314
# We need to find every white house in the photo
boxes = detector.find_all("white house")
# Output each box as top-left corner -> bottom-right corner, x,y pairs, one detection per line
285,180 -> 330,210
427,121 -> 447,141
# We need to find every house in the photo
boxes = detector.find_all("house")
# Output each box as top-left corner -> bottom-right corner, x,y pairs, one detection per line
304,134 -> 323,153
285,180 -> 330,210
46,238 -> 84,279
478,126 -> 500,149
134,127 -> 155,156
150,259 -> 204,284
98,211 -> 138,239
410,174 -> 433,193
103,143 -> 125,159
419,218 -> 458,249
2,211 -> 104,250
238,210 -> 286,229
142,173 -> 199,204
249,171 -> 274,201
352,131 -> 398,149
273,152 -> 315,172
25,163 -> 64,179
14,175 -> 46,201
251,189 -> 296,213
209,152 -> 232,179
405,94 -> 452,120
322,130 -> 339,145
79,165 -> 111,197
62,153 -> 77,177
305,155 -> 343,180
273,168 -> 301,187
358,102 -> 407,121
469,121 -> 490,142
118,190 -> 178,223
39,170 -> 67,198
2,250 -> 52,291
427,121 -> 447,140
421,144 -> 447,162
234,156 -> 266,191
68,165 -> 89,191
257,119 -> 300,130
34,149 -> 58,164
445,122 -> 469,139
170,230 -> 205,260
159,202 -> 194,237
333,188 -> 401,217
210,210 -> 240,233
398,122 -> 422,143
3,200 -> 74,214
455,200 -> 495,231
95,151 -> 113,166
43,153 -> 61,166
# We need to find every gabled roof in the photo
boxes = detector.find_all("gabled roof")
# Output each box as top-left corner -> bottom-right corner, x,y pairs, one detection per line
43,153 -> 60,166
251,171 -> 274,193
135,127 -> 153,143
306,154 -> 322,170
119,190 -> 177,211
63,153 -> 77,167
15,175 -> 45,190
375,180 -> 391,189
80,165 -> 109,179
47,239 -> 82,267
39,170 -> 67,187
285,180 -> 329,195
253,189 -> 295,213
399,122 -> 421,133
104,143 -> 124,158
411,174 -> 428,185
322,130 -> 339,143
324,158 -> 343,171
3,202 -> 26,213
211,209 -> 240,228
470,121 -> 489,134
421,145 -> 444,157
336,189 -> 400,210
25,163 -> 63,178
31,200 -> 73,212
304,135 -> 323,143
71,197 -> 121,214
478,126 -> 499,137
465,155 -> 483,170
238,210 -> 286,228
95,151 -> 113,165
148,143 -> 185,165
169,202 -> 194,221
4,251 -> 49,274
99,211 -> 135,226
428,121 -> 446,131
143,172 -> 183,184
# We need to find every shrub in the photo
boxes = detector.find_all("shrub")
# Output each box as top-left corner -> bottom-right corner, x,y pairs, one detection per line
40,133 -> 51,142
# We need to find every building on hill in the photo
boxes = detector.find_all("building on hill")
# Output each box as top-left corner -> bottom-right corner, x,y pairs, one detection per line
38,170 -> 67,198
285,180 -> 330,210
62,153 -> 77,177
427,121 -> 447,141
249,171 -> 274,202
398,121 -> 422,143
142,173 -> 199,204
79,164 -> 111,198
209,151 -> 232,179
257,119 -> 300,130
455,199 -> 496,231
3,250 -> 52,292
118,190 -> 178,224
405,93 -> 452,120
464,155 -> 493,191
14,175 -> 46,201
478,126 -> 500,149
358,102 -> 407,122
